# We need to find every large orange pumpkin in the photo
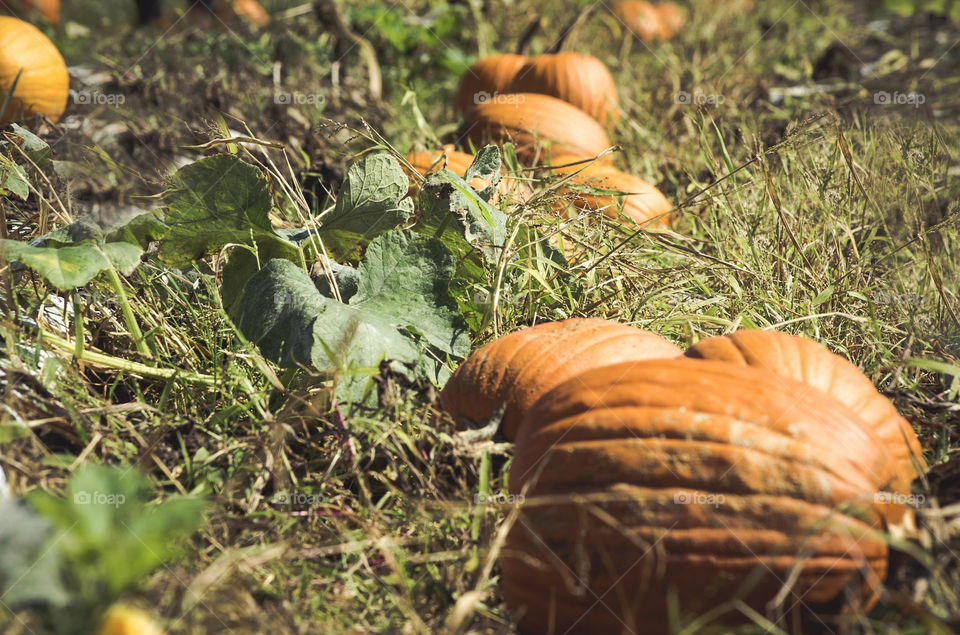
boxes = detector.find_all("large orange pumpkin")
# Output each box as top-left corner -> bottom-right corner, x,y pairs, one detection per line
504,358 -> 892,633
684,330 -> 926,493
404,145 -> 528,204
549,154 -> 672,227
463,93 -> 613,165
0,16 -> 68,125
454,53 -> 528,115
440,318 -> 681,441
505,52 -> 619,126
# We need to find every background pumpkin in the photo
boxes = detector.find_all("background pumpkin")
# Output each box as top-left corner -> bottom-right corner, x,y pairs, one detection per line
684,330 -> 926,492
504,358 -> 893,633
463,93 -> 613,165
0,16 -> 69,126
505,52 -> 619,127
611,1 -> 686,41
3,0 -> 59,26
454,53 -> 527,115
549,154 -> 672,226
440,318 -> 681,441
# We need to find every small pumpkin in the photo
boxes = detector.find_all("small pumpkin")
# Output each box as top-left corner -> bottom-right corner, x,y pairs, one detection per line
505,358 -> 892,633
0,16 -> 69,126
3,1 -> 60,26
441,318 -> 681,441
505,52 -> 619,126
404,145 -> 528,203
611,1 -> 687,41
464,93 -> 613,165
97,604 -> 166,635
231,0 -> 270,27
549,154 -> 672,226
684,330 -> 926,493
454,53 -> 528,115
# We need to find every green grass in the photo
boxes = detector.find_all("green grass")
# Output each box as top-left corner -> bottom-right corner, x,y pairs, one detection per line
2,0 -> 959,633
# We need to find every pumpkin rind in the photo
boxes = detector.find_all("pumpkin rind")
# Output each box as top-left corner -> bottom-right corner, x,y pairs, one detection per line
454,53 -> 528,115
683,330 -> 926,492
440,318 -> 682,441
550,155 -> 672,226
611,1 -> 686,41
504,358 -> 892,633
0,16 -> 68,125
506,52 -> 619,127
464,93 -> 613,165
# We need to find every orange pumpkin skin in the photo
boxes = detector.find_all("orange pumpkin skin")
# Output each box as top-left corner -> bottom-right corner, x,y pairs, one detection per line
440,318 -> 682,441
0,16 -> 68,126
684,330 -> 926,493
506,52 -> 619,127
454,53 -> 528,115
505,358 -> 891,633
550,155 -> 671,227
10,0 -> 60,26
612,1 -> 685,41
404,145 -> 528,203
231,0 -> 270,27
464,93 -> 613,165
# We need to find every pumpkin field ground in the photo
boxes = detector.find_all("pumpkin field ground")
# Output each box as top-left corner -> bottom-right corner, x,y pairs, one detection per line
2,0 -> 959,633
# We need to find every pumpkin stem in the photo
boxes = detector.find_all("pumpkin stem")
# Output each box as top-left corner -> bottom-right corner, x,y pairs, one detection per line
515,16 -> 543,56
546,4 -> 597,54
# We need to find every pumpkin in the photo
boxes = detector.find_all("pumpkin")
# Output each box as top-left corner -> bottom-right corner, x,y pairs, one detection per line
549,154 -> 672,227
684,330 -> 926,493
98,604 -> 166,635
611,1 -> 687,41
504,358 -> 892,633
0,16 -> 68,126
505,52 -> 619,126
231,0 -> 270,27
464,93 -> 613,165
440,318 -> 681,441
404,145 -> 528,203
454,53 -> 527,115
6,0 -> 60,26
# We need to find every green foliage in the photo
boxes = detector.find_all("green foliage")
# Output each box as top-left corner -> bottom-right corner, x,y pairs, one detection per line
0,241 -> 142,289
883,0 -> 960,20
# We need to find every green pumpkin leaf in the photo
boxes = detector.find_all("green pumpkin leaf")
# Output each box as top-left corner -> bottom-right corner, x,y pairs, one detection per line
321,152 -> 414,235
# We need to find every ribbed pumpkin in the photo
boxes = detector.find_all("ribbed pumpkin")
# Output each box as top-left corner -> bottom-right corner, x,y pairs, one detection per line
505,52 -> 619,127
550,155 -> 672,227
404,145 -> 528,203
464,93 -> 612,165
0,16 -> 68,126
454,53 -> 528,115
684,330 -> 926,493
441,318 -> 681,441
504,358 -> 892,633
612,1 -> 687,41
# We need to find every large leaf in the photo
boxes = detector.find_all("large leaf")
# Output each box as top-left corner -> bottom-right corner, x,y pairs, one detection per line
157,154 -> 291,267
320,152 -> 413,235
417,149 -> 508,265
0,154 -> 29,200
0,240 -> 143,289
0,499 -> 70,608
233,231 -> 468,402
353,231 -> 469,357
